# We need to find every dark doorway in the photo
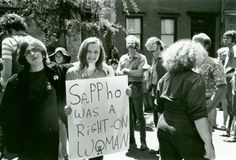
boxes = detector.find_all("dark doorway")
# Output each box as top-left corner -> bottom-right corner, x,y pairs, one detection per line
189,12 -> 217,57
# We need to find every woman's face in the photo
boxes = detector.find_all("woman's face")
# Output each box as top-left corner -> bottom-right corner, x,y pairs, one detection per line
54,52 -> 64,64
25,45 -> 43,66
86,43 -> 100,65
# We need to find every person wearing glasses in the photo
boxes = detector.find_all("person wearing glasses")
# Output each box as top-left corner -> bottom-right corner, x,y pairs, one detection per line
0,37 -> 72,160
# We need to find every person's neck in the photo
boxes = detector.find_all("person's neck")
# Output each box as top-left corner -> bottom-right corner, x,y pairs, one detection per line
86,63 -> 96,76
12,30 -> 26,36
228,43 -> 235,49
152,50 -> 161,59
128,49 -> 136,58
30,63 -> 44,72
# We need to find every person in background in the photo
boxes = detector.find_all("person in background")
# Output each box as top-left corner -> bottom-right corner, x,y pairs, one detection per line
217,47 -> 230,131
110,45 -> 119,60
107,58 -> 119,74
0,13 -> 33,160
49,46 -> 70,160
156,39 -> 215,160
142,63 -> 152,112
0,37 -> 72,160
221,30 -> 236,142
192,33 -> 227,133
145,37 -> 166,127
0,13 -> 32,91
49,47 -> 71,64
116,35 -> 148,152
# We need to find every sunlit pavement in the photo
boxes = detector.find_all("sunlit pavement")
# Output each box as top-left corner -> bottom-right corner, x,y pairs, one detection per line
60,109 -> 236,160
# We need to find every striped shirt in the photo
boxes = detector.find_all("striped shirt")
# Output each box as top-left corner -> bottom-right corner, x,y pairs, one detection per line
1,36 -> 19,60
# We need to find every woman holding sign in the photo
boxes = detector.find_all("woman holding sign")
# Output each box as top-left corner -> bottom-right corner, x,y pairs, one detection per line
0,37 -> 72,160
66,37 -> 131,160
66,37 -> 108,160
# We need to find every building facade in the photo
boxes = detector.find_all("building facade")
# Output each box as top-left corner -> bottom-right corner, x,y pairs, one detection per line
0,0 -> 236,63
114,0 -> 236,63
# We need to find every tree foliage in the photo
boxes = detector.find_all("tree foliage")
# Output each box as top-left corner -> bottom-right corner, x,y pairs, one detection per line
0,0 -> 139,48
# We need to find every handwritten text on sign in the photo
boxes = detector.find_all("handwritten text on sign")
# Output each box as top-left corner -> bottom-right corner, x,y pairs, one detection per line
66,76 -> 129,160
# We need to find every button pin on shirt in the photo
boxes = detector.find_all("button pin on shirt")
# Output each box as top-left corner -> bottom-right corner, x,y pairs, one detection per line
47,82 -> 52,90
53,75 -> 59,80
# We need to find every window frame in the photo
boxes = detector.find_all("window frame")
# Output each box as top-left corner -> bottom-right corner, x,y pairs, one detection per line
225,11 -> 236,31
125,15 -> 143,50
158,13 -> 179,46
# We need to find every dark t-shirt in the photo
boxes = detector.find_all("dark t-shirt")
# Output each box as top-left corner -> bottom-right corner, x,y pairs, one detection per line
24,69 -> 58,134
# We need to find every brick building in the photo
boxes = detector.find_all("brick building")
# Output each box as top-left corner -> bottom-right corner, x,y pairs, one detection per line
113,0 -> 236,63
0,0 -> 236,63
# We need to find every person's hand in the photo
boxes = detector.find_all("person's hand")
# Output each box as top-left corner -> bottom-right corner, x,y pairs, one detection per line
64,105 -> 72,116
121,68 -> 130,74
126,86 -> 132,97
204,142 -> 215,160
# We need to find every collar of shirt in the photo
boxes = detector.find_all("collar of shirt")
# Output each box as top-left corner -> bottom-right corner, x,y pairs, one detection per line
124,52 -> 139,61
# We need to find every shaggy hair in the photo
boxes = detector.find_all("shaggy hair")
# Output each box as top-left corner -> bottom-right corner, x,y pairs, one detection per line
125,35 -> 140,50
223,30 -> 236,43
145,37 -> 165,51
18,37 -> 49,68
78,37 -> 105,70
162,39 -> 207,73
0,13 -> 27,34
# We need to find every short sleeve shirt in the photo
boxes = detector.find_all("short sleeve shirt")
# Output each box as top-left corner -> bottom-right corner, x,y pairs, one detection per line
157,71 -> 207,120
118,52 -> 147,82
1,37 -> 18,60
195,57 -> 226,98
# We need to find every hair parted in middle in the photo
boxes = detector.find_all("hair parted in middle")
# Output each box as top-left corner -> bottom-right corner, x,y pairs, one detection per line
78,37 -> 105,70
162,39 -> 207,73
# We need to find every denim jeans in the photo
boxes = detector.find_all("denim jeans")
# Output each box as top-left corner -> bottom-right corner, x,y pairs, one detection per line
129,82 -> 146,144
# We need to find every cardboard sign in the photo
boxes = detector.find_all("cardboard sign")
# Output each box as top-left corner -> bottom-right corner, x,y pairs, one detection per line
66,75 -> 129,159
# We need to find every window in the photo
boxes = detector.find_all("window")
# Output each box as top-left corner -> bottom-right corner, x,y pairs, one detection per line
225,17 -> 236,31
126,17 -> 142,45
161,18 -> 176,46
225,11 -> 236,31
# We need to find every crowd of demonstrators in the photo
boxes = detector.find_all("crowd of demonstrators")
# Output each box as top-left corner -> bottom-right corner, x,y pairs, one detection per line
220,30 -> 236,142
192,33 -> 227,133
116,35 -> 149,153
156,39 -> 215,160
145,37 -> 166,128
2,12 -> 236,160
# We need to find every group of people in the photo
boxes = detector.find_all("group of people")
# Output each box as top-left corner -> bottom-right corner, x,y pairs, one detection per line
0,12 -> 235,160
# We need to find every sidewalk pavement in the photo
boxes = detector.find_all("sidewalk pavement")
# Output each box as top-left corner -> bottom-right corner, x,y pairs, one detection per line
60,110 -> 236,160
